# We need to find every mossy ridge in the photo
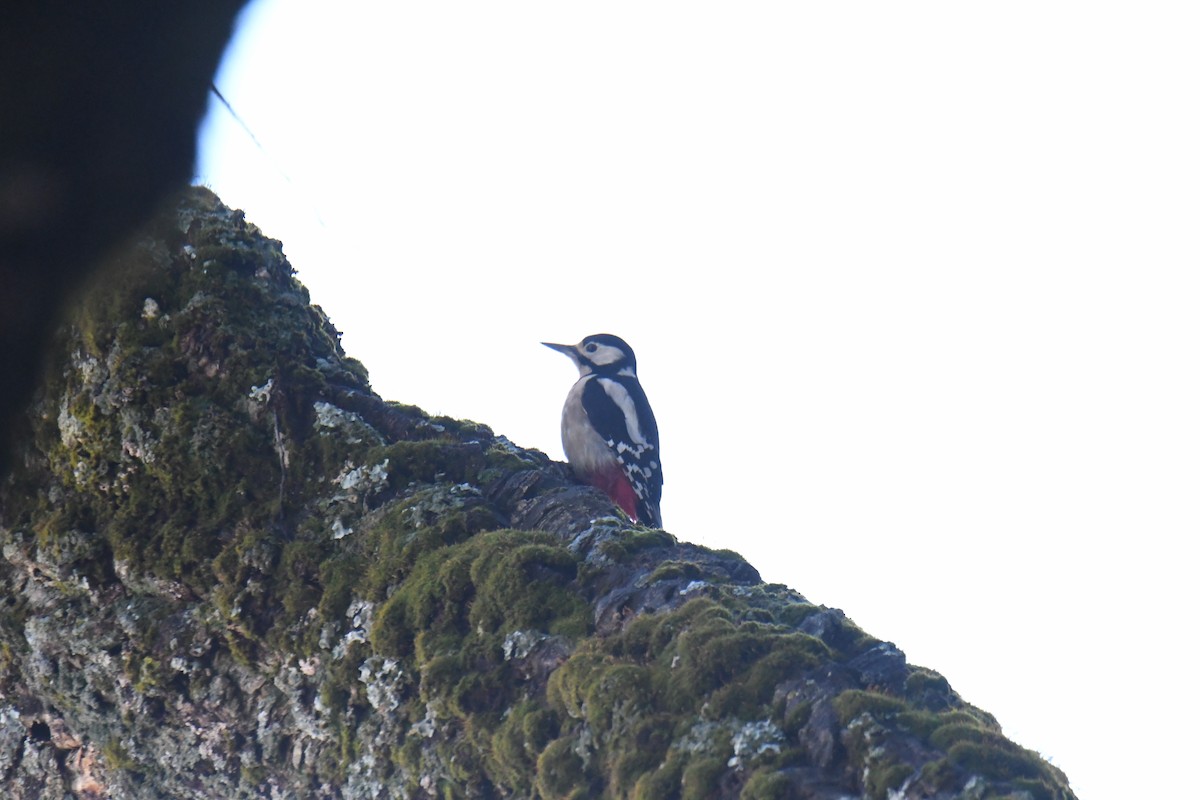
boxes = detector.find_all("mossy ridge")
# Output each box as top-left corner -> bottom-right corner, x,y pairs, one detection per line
535,597 -> 828,798
595,528 -> 677,562
368,438 -> 489,489
834,689 -> 1075,800
489,701 -> 561,791
11,188 -> 376,603
368,527 -> 590,672
318,532 -> 825,798
530,577 -> 1073,800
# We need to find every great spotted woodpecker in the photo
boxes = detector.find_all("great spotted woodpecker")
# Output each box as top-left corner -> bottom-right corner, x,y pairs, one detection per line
543,334 -> 663,527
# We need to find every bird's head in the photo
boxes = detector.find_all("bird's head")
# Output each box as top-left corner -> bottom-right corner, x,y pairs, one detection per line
542,333 -> 637,377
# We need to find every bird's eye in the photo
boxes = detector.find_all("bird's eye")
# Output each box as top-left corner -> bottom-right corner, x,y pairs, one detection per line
584,343 -> 598,353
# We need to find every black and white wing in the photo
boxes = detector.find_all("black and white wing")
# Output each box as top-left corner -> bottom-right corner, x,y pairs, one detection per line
581,374 -> 663,525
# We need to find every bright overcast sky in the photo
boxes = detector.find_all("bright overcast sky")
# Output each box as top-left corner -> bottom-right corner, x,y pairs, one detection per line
196,3 -> 1200,798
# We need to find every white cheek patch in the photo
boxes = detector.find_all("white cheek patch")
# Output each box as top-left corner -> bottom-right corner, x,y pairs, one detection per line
584,343 -> 626,367
598,378 -> 651,447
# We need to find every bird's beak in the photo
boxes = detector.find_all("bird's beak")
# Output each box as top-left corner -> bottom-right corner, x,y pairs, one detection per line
541,341 -> 575,356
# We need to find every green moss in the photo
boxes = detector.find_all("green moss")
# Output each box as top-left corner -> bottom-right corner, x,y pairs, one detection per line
320,641 -> 367,715
544,592 -> 834,780
779,700 -> 811,737
131,654 -> 173,696
827,697 -> 1075,799
647,561 -> 705,583
866,761 -> 912,799
597,529 -> 677,561
102,737 -> 144,775
705,633 -> 827,717
896,708 -> 990,741
930,721 -> 1067,793
630,598 -> 732,661
611,715 -> 675,791
357,497 -> 501,601
9,190 -> 390,622
947,741 -> 1045,782
317,553 -> 364,621
476,438 -> 546,482
370,592 -> 414,660
681,757 -> 727,800
582,663 -> 654,731
0,639 -> 17,693
833,690 -> 909,725
277,539 -> 326,617
489,703 -> 560,792
773,602 -> 819,628
441,662 -> 517,718
739,769 -> 790,800
893,710 -> 941,740
372,439 -> 486,487
395,735 -> 424,783
905,666 -> 950,698
668,625 -> 775,709
913,758 -> 957,792
546,648 -> 608,720
370,529 -> 588,663
930,722 -> 1012,752
539,592 -> 848,794
632,754 -> 684,800
536,736 -> 598,799
355,527 -> 594,763
468,540 -> 588,637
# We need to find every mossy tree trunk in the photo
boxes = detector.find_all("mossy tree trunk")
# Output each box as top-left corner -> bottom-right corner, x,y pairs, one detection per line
0,189 -> 1075,800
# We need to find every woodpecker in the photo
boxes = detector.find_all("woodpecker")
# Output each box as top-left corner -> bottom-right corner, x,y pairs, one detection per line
543,334 -> 663,527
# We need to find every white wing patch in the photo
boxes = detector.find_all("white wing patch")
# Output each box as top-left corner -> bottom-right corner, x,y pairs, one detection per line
597,378 -> 651,448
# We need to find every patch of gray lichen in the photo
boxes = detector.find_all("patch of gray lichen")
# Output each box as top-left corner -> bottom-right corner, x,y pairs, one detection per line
0,188 -> 1076,799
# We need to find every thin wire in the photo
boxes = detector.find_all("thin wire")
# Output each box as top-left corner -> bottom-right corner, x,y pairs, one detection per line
208,82 -> 327,228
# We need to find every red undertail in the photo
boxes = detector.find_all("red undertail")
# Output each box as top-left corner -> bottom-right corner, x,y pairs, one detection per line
586,467 -> 641,523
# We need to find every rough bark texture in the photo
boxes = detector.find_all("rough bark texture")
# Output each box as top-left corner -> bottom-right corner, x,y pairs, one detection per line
0,188 -> 1075,800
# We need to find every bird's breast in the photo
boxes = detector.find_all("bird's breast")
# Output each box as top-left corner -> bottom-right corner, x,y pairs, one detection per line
561,377 -> 620,476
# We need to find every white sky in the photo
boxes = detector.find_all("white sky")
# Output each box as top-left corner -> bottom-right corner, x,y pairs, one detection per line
196,3 -> 1200,798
